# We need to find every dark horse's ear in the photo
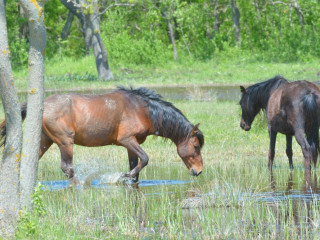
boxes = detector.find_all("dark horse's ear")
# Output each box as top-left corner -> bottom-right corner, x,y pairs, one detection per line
191,123 -> 200,135
240,86 -> 246,94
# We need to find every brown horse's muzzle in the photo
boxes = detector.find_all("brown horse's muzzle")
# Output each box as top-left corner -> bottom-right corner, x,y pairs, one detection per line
190,168 -> 202,176
189,159 -> 203,177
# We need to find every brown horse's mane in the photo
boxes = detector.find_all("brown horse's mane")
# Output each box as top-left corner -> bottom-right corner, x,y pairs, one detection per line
117,86 -> 204,147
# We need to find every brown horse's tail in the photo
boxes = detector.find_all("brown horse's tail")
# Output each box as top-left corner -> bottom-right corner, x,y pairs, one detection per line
302,92 -> 320,166
0,102 -> 27,147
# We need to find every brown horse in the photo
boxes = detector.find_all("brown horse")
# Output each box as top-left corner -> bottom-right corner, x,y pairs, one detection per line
0,87 -> 204,183
239,76 -> 320,172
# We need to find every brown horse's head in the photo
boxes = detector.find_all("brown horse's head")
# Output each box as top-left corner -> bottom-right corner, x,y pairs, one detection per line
177,123 -> 204,176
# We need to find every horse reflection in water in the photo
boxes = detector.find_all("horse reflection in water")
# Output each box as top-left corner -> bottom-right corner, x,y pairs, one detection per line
0,87 -> 204,184
269,171 -> 320,237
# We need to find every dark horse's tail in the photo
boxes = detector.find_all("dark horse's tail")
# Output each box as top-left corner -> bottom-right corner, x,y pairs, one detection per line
0,103 -> 27,147
302,92 -> 320,167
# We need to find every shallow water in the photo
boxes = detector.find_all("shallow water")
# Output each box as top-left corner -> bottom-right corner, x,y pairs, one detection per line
40,178 -> 192,191
17,85 -> 241,102
41,164 -> 192,191
41,166 -> 320,205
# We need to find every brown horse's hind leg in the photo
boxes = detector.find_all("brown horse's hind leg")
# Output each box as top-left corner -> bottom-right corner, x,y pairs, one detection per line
286,135 -> 293,170
39,132 -> 53,159
268,129 -> 277,170
128,150 -> 139,182
120,137 -> 149,179
58,143 -> 79,185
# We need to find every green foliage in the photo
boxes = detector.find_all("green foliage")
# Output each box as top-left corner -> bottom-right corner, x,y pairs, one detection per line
16,210 -> 37,238
15,184 -> 46,239
6,0 -> 320,69
32,183 -> 46,216
5,1 -> 29,67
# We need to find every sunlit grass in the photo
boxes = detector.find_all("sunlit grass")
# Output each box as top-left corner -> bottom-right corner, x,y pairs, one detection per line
12,56 -> 320,91
11,100 -> 320,239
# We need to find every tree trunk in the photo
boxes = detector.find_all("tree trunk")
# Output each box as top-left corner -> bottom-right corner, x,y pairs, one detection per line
230,0 -> 241,47
19,0 -> 46,210
60,0 -> 113,80
213,0 -> 220,34
270,1 -> 282,37
19,6 -> 29,40
292,0 -> 304,30
253,0 -> 261,21
61,10 -> 74,40
163,8 -> 178,61
84,0 -> 113,80
0,0 -> 23,236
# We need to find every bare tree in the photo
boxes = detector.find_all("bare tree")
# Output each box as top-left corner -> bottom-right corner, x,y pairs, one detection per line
0,0 -> 23,236
60,0 -> 113,80
230,0 -> 241,47
19,0 -> 46,210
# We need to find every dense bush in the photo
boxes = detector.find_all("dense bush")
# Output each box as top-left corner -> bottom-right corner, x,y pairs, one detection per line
6,0 -> 320,69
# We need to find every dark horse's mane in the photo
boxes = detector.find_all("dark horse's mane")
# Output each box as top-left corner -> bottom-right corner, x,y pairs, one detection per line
240,75 -> 289,109
117,86 -> 204,147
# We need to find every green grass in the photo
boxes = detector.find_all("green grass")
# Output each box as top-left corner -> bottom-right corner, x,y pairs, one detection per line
14,100 -> 320,239
12,56 -> 320,91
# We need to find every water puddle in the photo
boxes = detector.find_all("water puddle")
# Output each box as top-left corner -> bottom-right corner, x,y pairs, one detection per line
242,189 -> 320,204
41,165 -> 192,192
40,179 -> 191,191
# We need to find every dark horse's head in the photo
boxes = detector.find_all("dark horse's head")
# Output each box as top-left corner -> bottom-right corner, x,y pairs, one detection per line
239,76 -> 289,131
119,86 -> 204,176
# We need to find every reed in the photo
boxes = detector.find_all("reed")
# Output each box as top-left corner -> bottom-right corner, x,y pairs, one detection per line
12,100 -> 320,239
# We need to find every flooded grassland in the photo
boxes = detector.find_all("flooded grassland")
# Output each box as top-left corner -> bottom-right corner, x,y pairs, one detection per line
4,88 -> 320,239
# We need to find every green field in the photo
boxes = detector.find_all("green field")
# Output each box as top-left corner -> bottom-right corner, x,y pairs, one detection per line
13,99 -> 320,239
12,57 -> 320,91
4,1 -> 320,238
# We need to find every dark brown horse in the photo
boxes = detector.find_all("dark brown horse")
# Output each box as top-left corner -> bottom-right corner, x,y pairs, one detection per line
239,76 -> 320,172
0,87 -> 204,183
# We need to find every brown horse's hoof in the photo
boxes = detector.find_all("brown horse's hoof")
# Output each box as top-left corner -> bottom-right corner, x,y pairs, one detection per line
69,176 -> 80,186
118,173 -> 137,185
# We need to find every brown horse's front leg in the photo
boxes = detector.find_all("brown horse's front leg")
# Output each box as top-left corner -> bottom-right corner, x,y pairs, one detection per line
268,129 -> 277,170
59,144 -> 79,185
120,137 -> 149,180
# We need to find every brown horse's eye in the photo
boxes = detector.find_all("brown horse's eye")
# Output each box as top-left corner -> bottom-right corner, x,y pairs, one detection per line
194,145 -> 200,151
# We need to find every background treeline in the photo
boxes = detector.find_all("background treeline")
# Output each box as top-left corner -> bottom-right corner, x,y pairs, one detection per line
6,0 -> 320,69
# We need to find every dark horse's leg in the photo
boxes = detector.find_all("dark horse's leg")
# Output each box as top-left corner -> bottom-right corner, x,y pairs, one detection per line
294,129 -> 312,173
268,129 -> 277,170
127,150 -> 139,182
286,135 -> 293,170
120,137 -> 149,179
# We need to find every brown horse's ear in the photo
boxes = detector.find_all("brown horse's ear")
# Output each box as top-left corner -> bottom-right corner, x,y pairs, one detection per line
240,86 -> 246,94
191,123 -> 200,135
